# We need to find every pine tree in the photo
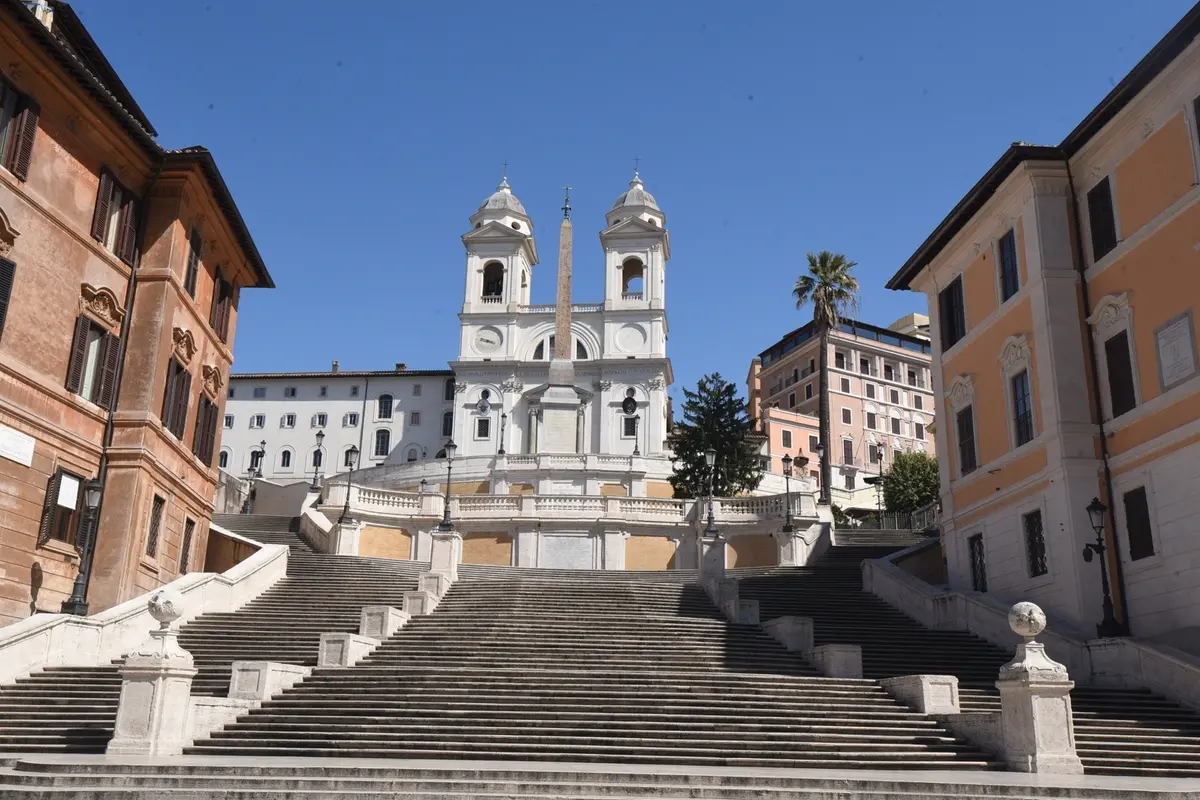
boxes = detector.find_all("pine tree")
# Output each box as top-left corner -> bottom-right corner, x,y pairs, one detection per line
883,451 -> 940,514
667,373 -> 763,499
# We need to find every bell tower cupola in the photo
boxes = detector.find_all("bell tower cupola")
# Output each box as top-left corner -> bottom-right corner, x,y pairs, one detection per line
462,177 -> 538,312
601,170 -> 670,311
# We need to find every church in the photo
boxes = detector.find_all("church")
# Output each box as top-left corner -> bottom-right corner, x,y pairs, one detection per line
371,172 -> 678,499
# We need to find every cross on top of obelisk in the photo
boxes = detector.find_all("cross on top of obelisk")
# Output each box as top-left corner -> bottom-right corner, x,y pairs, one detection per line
562,185 -> 571,219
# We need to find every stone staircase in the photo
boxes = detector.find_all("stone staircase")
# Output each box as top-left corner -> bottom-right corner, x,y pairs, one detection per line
0,515 -> 427,754
737,544 -> 1200,777
187,565 -> 998,769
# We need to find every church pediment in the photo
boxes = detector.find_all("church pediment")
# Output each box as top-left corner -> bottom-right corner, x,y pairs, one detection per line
462,221 -> 539,264
603,216 -> 664,236
522,382 -> 594,405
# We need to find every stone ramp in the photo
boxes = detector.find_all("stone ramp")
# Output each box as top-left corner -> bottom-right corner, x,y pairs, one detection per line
2,756 -> 1199,798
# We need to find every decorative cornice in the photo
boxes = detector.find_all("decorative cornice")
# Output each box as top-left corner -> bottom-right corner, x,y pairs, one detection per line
998,334 -> 1031,375
79,283 -> 125,331
172,327 -> 198,366
201,365 -> 224,401
945,374 -> 975,412
593,380 -> 612,391
647,377 -> 664,390
1086,292 -> 1132,338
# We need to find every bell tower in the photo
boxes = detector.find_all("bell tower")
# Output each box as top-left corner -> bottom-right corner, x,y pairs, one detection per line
461,178 -> 538,313
600,171 -> 669,311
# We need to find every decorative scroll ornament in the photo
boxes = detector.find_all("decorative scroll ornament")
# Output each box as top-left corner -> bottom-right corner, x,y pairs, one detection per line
998,334 -> 1031,375
647,376 -> 665,390
172,327 -> 198,365
1086,293 -> 1132,338
454,382 -> 467,395
944,374 -> 975,412
500,376 -> 523,393
80,283 -> 125,330
201,365 -> 224,400
593,380 -> 612,391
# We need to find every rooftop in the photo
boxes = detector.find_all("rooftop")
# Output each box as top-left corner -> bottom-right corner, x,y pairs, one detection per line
758,318 -> 933,369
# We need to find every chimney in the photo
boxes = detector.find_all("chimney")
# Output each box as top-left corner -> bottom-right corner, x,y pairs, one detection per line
395,362 -> 406,372
331,360 -> 339,373
23,1 -> 53,29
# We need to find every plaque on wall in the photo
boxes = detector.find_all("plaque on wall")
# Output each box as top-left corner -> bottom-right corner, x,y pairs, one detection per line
0,425 -> 34,467
1154,310 -> 1198,392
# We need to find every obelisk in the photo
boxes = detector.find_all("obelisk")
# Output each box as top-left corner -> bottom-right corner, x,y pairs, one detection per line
540,187 -> 581,453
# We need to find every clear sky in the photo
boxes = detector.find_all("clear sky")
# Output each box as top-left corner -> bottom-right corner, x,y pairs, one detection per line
74,0 -> 1194,401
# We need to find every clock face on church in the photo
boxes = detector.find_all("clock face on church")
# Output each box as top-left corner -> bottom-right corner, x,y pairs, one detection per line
474,327 -> 502,354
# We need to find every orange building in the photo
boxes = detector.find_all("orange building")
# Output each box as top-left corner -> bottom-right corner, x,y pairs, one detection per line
0,0 -> 271,625
888,4 -> 1200,650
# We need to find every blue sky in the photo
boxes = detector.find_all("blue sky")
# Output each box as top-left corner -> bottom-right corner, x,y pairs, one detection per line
76,0 -> 1193,401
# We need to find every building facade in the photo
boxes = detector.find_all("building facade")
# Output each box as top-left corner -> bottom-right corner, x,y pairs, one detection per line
0,0 -> 270,625
222,365 -> 455,482
747,316 -> 936,510
887,4 -> 1200,651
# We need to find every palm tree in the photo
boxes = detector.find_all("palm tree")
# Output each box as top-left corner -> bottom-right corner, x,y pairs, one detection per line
793,251 -> 859,504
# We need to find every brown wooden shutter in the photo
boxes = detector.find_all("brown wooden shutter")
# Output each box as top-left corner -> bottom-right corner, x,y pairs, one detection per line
208,269 -> 222,329
65,316 -> 91,393
96,332 -> 121,409
8,100 -> 39,181
172,368 -> 191,438
36,469 -> 63,547
0,257 -> 15,341
179,519 -> 195,574
90,170 -> 114,242
161,360 -> 176,426
116,196 -> 138,266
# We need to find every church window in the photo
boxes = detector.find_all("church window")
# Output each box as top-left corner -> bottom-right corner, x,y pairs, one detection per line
280,450 -> 292,469
622,416 -> 638,437
533,341 -> 544,360
621,257 -> 644,298
476,417 -> 491,439
576,340 -> 588,360
482,261 -> 504,300
377,394 -> 393,420
374,428 -> 390,457
511,221 -> 521,230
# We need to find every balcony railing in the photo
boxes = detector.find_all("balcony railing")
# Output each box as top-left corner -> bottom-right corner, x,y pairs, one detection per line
481,295 -> 503,304
518,303 -> 604,314
622,292 -> 643,301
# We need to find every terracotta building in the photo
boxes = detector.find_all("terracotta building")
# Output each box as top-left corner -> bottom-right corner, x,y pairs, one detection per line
887,4 -> 1200,650
0,0 -> 271,625
746,315 -> 936,511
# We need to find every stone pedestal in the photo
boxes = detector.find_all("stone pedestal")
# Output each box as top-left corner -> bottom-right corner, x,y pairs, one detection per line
404,589 -> 439,616
359,606 -> 410,639
332,519 -> 364,556
763,615 -> 814,654
228,661 -> 311,701
514,526 -> 538,567
317,633 -> 379,667
429,529 -> 462,582
601,527 -> 625,571
108,589 -> 197,756
881,675 -> 960,714
777,530 -> 803,567
697,533 -> 726,601
996,602 -> 1084,774
811,644 -> 862,678
419,572 -> 451,598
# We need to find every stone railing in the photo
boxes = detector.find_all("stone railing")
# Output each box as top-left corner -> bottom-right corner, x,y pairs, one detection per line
325,483 -> 423,513
0,527 -> 288,684
534,495 -> 606,516
455,495 -> 521,517
618,497 -> 687,519
519,303 -> 604,314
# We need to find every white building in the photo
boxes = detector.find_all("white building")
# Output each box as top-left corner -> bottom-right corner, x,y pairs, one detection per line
222,364 -> 455,482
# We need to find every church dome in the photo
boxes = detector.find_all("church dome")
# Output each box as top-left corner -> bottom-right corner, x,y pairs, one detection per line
479,178 -> 527,216
611,171 -> 659,211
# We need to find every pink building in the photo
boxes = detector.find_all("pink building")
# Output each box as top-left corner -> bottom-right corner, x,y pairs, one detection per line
747,315 -> 936,510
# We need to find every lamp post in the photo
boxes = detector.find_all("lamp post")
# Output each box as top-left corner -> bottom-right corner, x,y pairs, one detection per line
815,441 -> 828,505
498,412 -> 507,456
1083,497 -> 1125,638
255,439 -> 266,478
338,445 -> 359,524
310,429 -> 325,491
632,414 -> 641,457
438,438 -> 457,532
61,478 -> 104,616
703,446 -> 719,537
781,454 -> 794,534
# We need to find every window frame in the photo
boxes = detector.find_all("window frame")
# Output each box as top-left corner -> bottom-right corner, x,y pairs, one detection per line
1087,294 -> 1140,422
475,416 -> 492,440
1086,176 -> 1119,264
377,393 -> 394,421
144,494 -> 166,559
441,411 -> 453,437
967,532 -> 987,592
249,414 -> 265,429
279,448 -> 293,471
1022,507 -> 1048,578
1011,370 -> 1035,447
36,467 -> 84,549
841,408 -> 851,425
956,405 -> 978,477
938,276 -> 967,352
410,411 -> 421,426
1117,479 -> 1158,565
997,228 -> 1020,303
373,428 -> 391,458
839,377 -> 850,393
223,414 -> 234,430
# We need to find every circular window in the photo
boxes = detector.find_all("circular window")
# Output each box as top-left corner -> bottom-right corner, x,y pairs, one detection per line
481,389 -> 490,400
625,388 -> 636,398
475,222 -> 481,229
511,221 -> 521,230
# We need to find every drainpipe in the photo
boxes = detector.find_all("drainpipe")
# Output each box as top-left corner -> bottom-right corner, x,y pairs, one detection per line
1064,159 -> 1131,635
66,155 -> 166,615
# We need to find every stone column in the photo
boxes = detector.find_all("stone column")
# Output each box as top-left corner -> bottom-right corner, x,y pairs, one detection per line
514,524 -> 538,567
107,589 -> 197,756
996,602 -> 1084,774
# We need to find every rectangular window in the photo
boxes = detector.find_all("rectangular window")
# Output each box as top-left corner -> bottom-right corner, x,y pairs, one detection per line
410,411 -> 421,426
868,444 -> 881,464
843,473 -> 854,490
891,417 -> 901,435
890,389 -> 899,404
841,408 -> 851,424
788,392 -> 796,408
835,352 -> 846,370
1023,510 -> 1047,577
252,387 -> 266,399
884,364 -> 894,381
36,469 -> 82,547
860,358 -> 870,375
842,439 -> 853,465
867,412 -> 876,430
939,277 -> 967,351
968,533 -> 987,592
281,413 -> 296,429
840,378 -> 850,393
1088,177 -> 1118,262
145,495 -> 165,558
179,518 -> 196,574
623,416 -> 638,437
914,395 -> 923,410
1012,370 -> 1034,446
0,257 -> 15,344
223,414 -> 234,429
1124,486 -> 1155,561
808,435 -> 819,452
413,384 -> 422,397
319,385 -> 327,397
313,413 -> 328,428
865,384 -> 875,399
351,385 -> 360,397
907,369 -> 918,387
804,383 -> 813,400
998,229 -> 1020,302
192,395 -> 219,467
283,386 -> 297,398
0,77 -> 39,181
90,170 -> 138,265
227,387 -> 234,399
442,411 -> 453,436
184,229 -> 202,297
208,269 -> 235,343
160,358 -> 191,439
343,412 -> 359,427
444,379 -> 455,401
894,448 -> 902,462
1104,330 -> 1137,418
65,316 -> 120,407
915,423 -> 925,441
781,430 -> 792,448
250,414 -> 265,429
476,417 -> 491,439
957,405 -> 977,475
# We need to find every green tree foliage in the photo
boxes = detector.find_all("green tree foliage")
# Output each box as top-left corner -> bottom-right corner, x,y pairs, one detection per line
667,373 -> 762,499
883,451 -> 940,514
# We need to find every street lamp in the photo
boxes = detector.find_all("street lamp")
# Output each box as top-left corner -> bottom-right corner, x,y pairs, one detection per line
814,441 -> 828,504
703,446 -> 719,538
781,453 -> 808,535
632,415 -> 641,457
439,438 -> 457,532
338,445 -> 359,524
255,439 -> 266,478
310,429 -> 325,491
61,478 -> 104,616
498,412 -> 508,456
1082,497 -> 1124,638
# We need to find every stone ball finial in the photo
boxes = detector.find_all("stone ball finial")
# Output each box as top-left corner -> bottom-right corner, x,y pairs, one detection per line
1008,601 -> 1047,641
147,587 -> 185,630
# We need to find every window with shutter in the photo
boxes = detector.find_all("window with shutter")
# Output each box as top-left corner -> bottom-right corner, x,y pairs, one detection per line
184,229 -> 202,297
37,469 -> 83,548
161,358 -> 191,439
36,470 -> 63,547
939,277 -> 967,350
90,170 -> 113,242
441,411 -> 453,436
1088,177 -> 1118,262
116,196 -> 138,266
998,229 -> 1020,302
95,332 -> 121,409
193,396 -> 219,466
145,495 -> 165,558
0,80 -> 38,182
0,257 -> 15,342
1104,331 -> 1137,418
65,315 -> 91,394
957,405 -> 977,475
179,519 -> 196,574
1123,486 -> 1155,561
